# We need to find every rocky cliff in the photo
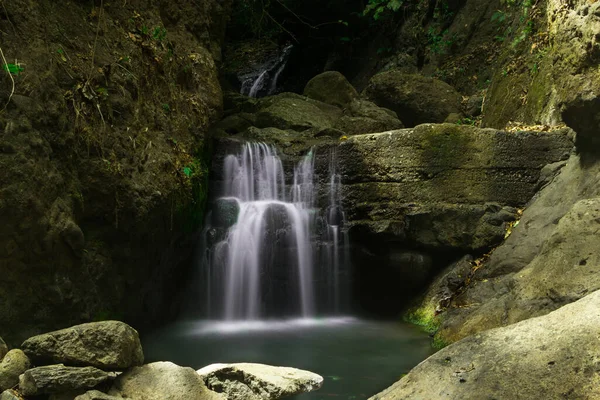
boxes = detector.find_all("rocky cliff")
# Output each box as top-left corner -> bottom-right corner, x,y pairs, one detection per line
0,0 -> 230,344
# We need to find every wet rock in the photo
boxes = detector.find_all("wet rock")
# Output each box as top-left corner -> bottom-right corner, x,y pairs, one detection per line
363,72 -> 463,127
0,350 -> 30,391
212,198 -> 241,229
197,363 -> 324,400
109,362 -> 223,400
21,321 -> 143,370
19,365 -> 110,396
372,289 -> 600,399
303,71 -> 358,108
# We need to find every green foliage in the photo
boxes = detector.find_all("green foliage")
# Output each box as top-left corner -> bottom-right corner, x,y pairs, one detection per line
363,0 -> 404,20
152,26 -> 167,41
427,28 -> 456,54
456,117 -> 476,126
2,63 -> 23,75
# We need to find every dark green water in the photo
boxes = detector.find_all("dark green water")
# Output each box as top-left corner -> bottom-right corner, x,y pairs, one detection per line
142,318 -> 434,400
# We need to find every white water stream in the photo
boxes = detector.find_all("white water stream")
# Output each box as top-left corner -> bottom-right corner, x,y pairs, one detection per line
201,143 -> 349,320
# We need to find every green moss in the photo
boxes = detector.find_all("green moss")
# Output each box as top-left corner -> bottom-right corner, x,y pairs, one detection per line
404,305 -> 453,350
403,306 -> 440,334
420,125 -> 472,167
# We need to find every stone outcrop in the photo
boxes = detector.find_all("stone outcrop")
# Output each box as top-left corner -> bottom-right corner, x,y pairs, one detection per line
19,365 -> 110,396
0,350 -> 30,391
109,362 -> 223,400
338,124 -> 573,251
197,363 -> 324,400
421,153 -> 600,343
363,72 -> 463,127
21,321 -> 143,370
372,290 -> 600,399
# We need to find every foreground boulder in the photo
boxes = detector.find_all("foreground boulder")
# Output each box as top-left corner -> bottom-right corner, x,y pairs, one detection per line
109,362 -> 223,400
372,289 -> 600,399
363,71 -> 463,127
19,365 -> 110,396
0,350 -> 30,391
197,363 -> 323,400
21,321 -> 143,370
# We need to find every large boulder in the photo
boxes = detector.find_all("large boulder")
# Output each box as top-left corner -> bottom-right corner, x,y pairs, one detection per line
255,93 -> 341,131
197,363 -> 324,400
371,289 -> 600,399
0,350 -> 30,391
363,72 -> 463,127
109,362 -> 223,400
21,321 -> 143,370
19,365 -> 110,396
303,71 -> 359,108
334,99 -> 404,135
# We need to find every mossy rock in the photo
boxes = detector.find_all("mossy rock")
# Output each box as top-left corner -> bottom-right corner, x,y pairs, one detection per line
303,71 -> 359,108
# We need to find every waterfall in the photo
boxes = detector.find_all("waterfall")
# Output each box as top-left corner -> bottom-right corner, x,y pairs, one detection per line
201,143 -> 350,320
240,45 -> 293,98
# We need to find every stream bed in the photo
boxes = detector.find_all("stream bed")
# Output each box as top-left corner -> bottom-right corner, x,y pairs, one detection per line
143,317 -> 434,399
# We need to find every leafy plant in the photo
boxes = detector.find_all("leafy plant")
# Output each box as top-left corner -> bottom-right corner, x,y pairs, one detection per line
2,63 -> 24,75
363,0 -> 404,20
152,27 -> 167,41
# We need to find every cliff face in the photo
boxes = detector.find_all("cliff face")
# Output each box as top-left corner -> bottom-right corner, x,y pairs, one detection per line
0,0 -> 230,344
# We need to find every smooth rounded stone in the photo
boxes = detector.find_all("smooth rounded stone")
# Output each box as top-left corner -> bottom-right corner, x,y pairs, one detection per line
0,350 -> 30,391
371,289 -> 600,399
303,71 -> 359,108
363,71 -> 463,127
21,321 -> 143,370
0,338 -> 7,361
212,198 -> 240,229
197,363 -> 324,400
109,362 -> 224,400
0,389 -> 21,400
74,390 -> 123,400
19,364 -> 110,396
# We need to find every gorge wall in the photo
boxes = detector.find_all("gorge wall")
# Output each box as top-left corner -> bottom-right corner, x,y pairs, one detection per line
0,0 -> 230,344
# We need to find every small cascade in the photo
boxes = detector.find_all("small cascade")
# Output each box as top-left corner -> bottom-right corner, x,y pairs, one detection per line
240,45 -> 293,98
200,142 -> 350,320
319,148 -> 351,314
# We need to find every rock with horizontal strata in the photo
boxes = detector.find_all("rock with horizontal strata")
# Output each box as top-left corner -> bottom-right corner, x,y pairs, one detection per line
21,321 -> 143,370
110,361 -> 223,400
0,350 -> 30,391
19,365 -> 110,396
197,363 -> 324,400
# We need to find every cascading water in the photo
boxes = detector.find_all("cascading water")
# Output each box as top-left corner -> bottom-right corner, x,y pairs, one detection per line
240,45 -> 293,98
200,142 -> 349,320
